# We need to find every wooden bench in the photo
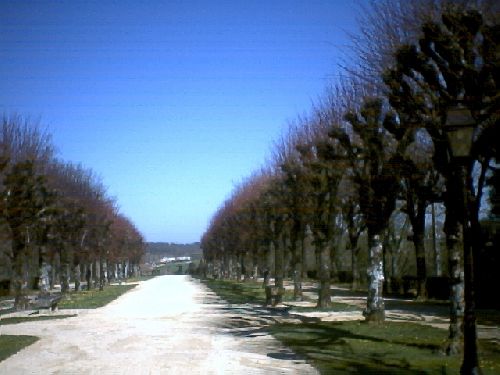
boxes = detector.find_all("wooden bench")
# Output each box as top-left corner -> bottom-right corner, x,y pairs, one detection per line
31,293 -> 62,311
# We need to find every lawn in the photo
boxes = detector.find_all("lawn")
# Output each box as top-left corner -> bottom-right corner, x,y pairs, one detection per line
204,279 -> 267,304
58,284 -> 137,309
203,278 -> 500,374
203,279 -> 357,311
0,335 -> 38,362
0,314 -> 77,325
155,260 -> 199,275
270,321 -> 500,374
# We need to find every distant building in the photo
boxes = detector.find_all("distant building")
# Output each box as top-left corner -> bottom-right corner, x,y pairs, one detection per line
159,256 -> 191,264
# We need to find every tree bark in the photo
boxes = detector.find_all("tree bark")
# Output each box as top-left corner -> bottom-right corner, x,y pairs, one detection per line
37,246 -> 51,294
412,198 -> 428,300
301,233 -> 308,279
12,241 -> 26,310
60,249 -> 70,294
74,263 -> 81,292
100,258 -> 107,290
446,223 -> 465,355
351,245 -> 360,290
316,240 -> 332,308
414,230 -> 427,300
431,203 -> 442,276
49,255 -> 57,290
273,237 -> 284,305
243,251 -> 252,281
364,233 -> 385,322
86,263 -> 93,290
290,229 -> 303,301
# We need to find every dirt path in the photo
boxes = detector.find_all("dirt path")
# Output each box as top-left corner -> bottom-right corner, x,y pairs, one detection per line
0,276 -> 318,374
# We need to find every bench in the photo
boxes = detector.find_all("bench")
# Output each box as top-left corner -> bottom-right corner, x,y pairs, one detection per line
31,293 -> 62,311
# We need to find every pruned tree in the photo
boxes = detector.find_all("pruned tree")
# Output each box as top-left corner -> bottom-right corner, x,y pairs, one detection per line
383,8 -> 499,361
330,97 -> 412,322
3,160 -> 54,306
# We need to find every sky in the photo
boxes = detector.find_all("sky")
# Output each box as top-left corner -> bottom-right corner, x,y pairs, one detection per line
0,0 -> 365,243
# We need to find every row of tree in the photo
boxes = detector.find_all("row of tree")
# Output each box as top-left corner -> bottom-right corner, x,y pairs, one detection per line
0,114 -> 145,307
200,0 -> 499,364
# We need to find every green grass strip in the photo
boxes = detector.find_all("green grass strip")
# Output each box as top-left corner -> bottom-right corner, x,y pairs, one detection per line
270,321 -> 500,374
58,284 -> 137,309
0,314 -> 77,325
203,279 -> 359,311
203,279 -> 500,374
0,335 -> 39,362
290,302 -> 361,313
204,279 -> 267,304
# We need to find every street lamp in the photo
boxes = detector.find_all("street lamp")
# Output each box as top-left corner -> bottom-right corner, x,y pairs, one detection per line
445,105 -> 475,159
444,104 -> 480,375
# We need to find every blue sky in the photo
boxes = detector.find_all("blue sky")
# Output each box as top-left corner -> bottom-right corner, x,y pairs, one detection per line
1,0 -> 364,243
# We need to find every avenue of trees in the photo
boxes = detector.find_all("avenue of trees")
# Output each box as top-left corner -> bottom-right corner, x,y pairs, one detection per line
0,114 -> 145,307
201,0 -> 499,369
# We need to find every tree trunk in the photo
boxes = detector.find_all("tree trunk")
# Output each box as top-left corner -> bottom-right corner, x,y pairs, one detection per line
134,263 -> 139,278
412,200 -> 428,300
49,255 -> 57,290
266,241 -> 275,280
28,245 -> 39,289
122,258 -> 130,279
74,263 -> 81,292
316,240 -> 332,308
290,229 -> 303,301
107,262 -> 113,283
347,214 -> 361,291
243,251 -> 252,281
12,242 -> 26,310
60,250 -> 70,294
60,262 -> 70,294
99,258 -> 105,291
225,254 -> 232,279
274,238 -> 284,305
444,170 -> 466,356
414,232 -> 427,300
364,232 -> 385,322
230,254 -> 237,280
236,253 -> 242,281
37,246 -> 51,294
445,222 -> 465,355
351,245 -> 360,290
431,203 -> 442,276
292,234 -> 304,301
216,258 -> 223,279
87,263 -> 93,290
302,226 -> 312,279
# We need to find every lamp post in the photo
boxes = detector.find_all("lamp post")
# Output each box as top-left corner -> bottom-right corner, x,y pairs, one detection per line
444,104 -> 480,375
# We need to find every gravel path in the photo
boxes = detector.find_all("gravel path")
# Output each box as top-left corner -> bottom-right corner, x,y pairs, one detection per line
0,275 -> 318,375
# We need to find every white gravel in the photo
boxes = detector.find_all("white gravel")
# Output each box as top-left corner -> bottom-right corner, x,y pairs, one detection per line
0,275 -> 318,375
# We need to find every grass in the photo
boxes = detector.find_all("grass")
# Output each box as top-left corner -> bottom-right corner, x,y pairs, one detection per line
290,302 -> 361,313
155,260 -> 200,275
0,314 -> 77,325
204,279 -> 266,304
270,321 -> 500,374
203,279 -> 359,312
124,275 -> 155,283
204,278 -> 500,374
0,335 -> 38,362
58,284 -> 137,309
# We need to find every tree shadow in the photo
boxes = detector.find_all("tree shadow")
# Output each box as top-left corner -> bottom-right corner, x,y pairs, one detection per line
269,322 -> 440,374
